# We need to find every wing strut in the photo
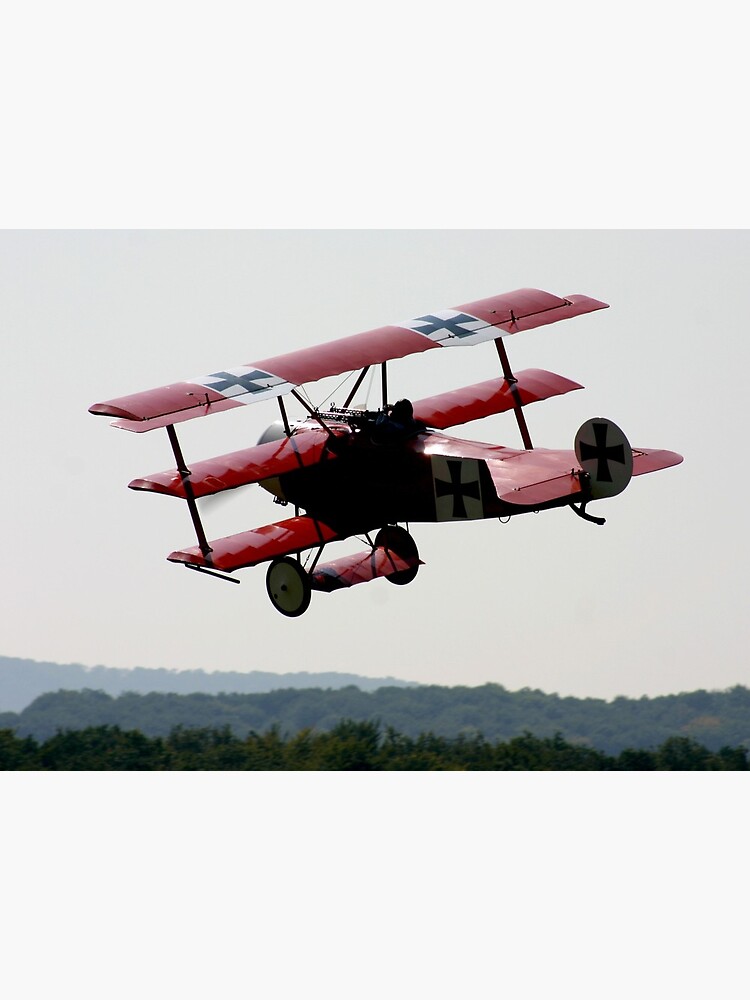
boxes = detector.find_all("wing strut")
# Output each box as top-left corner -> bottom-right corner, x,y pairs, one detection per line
185,563 -> 242,584
343,366 -> 371,408
278,396 -> 292,436
290,389 -> 340,441
166,424 -> 213,559
494,339 -> 533,450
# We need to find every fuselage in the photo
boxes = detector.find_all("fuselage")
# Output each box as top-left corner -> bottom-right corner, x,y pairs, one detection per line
259,418 -> 551,536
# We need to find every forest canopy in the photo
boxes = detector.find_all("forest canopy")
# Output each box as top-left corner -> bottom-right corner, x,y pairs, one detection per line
1,723 -> 747,771
2,683 -> 750,755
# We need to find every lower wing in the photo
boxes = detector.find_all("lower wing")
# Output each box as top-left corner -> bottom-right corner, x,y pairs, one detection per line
168,515 -> 339,572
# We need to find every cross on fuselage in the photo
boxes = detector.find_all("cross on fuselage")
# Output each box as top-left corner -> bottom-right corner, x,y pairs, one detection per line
413,313 -> 479,340
579,422 -> 626,482
435,459 -> 481,518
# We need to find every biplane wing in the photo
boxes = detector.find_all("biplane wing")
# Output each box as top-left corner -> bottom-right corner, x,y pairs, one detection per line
412,369 -> 583,430
129,425 -> 346,499
89,288 -> 608,431
168,515 -> 339,572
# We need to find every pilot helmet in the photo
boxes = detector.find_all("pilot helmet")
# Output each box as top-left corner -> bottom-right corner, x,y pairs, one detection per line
390,398 -> 413,422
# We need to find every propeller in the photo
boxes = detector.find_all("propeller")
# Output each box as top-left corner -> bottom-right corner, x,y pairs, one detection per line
197,419 -> 293,515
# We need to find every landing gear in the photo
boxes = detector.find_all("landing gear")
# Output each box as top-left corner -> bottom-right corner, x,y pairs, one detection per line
266,557 -> 312,617
570,499 -> 606,526
375,525 -> 420,586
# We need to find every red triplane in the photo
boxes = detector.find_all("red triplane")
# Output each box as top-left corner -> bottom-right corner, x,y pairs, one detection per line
90,287 -> 682,616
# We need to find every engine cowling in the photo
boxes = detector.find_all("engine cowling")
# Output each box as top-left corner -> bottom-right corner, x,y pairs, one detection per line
257,420 -> 288,446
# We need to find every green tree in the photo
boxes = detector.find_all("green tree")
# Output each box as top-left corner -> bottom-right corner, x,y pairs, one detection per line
0,729 -> 38,769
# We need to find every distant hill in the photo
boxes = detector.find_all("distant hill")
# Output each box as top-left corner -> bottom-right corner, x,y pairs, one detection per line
2,682 -> 750,755
0,655 -> 417,713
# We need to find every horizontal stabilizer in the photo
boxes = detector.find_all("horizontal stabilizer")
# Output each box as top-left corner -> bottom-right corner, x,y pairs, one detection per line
310,547 -> 422,592
632,449 -> 683,476
89,288 -> 607,431
168,515 -> 338,572
488,446 -> 684,507
412,369 -> 582,430
130,426 -> 344,499
487,449 -> 583,505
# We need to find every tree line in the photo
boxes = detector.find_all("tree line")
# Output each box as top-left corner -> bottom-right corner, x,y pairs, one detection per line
3,684 -> 750,754
1,722 -> 748,770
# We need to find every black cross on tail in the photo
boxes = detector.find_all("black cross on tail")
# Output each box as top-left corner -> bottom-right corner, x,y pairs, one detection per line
574,417 -> 633,500
578,422 -> 626,482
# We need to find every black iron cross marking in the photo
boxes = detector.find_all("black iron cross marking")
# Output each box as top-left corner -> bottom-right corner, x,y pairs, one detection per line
205,369 -> 278,395
579,422 -> 626,482
435,459 -> 481,518
413,313 -> 479,340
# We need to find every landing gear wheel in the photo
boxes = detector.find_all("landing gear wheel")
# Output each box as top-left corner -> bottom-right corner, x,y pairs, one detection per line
375,525 -> 419,586
266,557 -> 312,617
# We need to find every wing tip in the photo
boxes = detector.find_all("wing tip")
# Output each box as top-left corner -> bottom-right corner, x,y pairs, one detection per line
128,477 -> 183,496
89,401 -> 139,420
565,293 -> 610,311
168,548 -> 203,565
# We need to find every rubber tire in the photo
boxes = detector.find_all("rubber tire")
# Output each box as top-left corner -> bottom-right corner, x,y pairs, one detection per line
266,557 -> 312,617
375,525 -> 419,586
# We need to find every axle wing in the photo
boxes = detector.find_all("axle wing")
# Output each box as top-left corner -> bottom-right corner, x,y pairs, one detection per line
310,547 -> 422,592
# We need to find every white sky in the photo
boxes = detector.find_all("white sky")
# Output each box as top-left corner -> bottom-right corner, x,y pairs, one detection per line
2,229 -> 747,698
2,6 -> 749,998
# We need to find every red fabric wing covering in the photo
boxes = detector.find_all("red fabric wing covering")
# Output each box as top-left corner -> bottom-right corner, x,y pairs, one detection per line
485,449 -> 583,505
89,288 -> 608,430
252,327 -> 437,385
168,516 -> 339,572
88,383 -> 234,422
632,449 -> 684,475
310,547 -> 422,592
412,369 -> 583,430
110,398 -> 242,433
456,290 -> 608,334
486,446 -> 684,506
129,426 -> 345,499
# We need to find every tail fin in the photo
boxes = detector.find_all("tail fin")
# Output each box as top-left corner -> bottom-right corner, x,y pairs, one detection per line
575,418 -> 633,499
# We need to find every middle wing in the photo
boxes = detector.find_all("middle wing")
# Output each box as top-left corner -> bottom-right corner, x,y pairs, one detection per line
412,369 -> 582,430
129,424 -> 347,499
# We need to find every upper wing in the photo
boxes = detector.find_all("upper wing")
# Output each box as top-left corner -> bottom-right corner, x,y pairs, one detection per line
89,288 -> 608,432
412,369 -> 583,430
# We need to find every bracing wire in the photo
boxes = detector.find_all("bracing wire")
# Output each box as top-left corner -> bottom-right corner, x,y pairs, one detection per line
316,370 -> 360,409
295,366 -> 377,413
